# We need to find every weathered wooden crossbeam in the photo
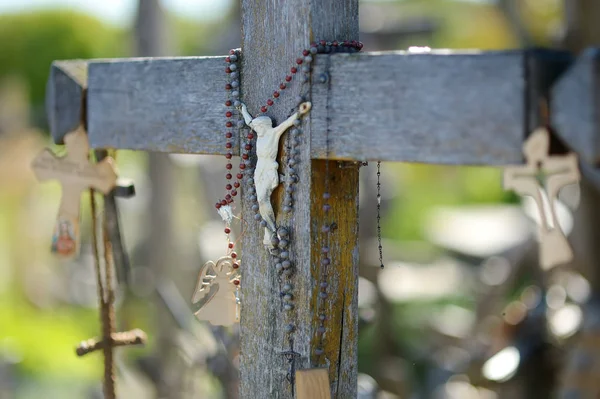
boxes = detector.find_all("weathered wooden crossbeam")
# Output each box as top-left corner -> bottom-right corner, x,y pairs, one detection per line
552,48 -> 600,165
47,49 -> 569,166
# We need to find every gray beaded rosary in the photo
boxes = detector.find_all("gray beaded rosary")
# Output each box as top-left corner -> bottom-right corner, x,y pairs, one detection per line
199,41 -> 365,386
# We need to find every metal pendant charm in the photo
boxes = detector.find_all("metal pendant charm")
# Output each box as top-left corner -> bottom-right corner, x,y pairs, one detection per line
191,255 -> 241,326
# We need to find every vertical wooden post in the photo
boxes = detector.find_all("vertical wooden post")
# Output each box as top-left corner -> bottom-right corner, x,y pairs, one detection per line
133,1 -> 176,397
240,2 -> 359,398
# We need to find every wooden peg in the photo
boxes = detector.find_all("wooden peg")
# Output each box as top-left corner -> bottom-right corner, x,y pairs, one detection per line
31,126 -> 117,258
503,127 -> 581,269
296,368 -> 331,399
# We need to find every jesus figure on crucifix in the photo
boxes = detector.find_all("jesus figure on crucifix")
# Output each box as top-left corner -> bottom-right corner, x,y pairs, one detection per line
240,102 -> 311,247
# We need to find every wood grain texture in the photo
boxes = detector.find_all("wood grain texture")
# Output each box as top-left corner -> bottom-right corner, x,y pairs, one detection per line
239,1 -> 359,398
87,56 -> 239,155
311,49 -> 526,165
75,49 -> 560,165
552,48 -> 600,165
46,61 -> 88,144
296,369 -> 331,399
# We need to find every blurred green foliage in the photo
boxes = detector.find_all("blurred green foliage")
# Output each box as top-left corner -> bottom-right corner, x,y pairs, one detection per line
0,11 -> 128,109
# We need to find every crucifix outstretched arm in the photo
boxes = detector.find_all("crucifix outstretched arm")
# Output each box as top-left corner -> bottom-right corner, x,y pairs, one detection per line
273,102 -> 311,140
240,103 -> 254,126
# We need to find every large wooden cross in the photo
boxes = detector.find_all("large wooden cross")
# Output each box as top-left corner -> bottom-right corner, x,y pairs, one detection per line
45,1 -> 594,397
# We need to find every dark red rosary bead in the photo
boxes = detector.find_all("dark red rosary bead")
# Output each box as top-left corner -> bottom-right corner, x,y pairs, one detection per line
232,262 -> 240,269
280,83 -> 286,90
225,56 -> 231,62
239,164 -> 246,170
333,40 -> 339,46
225,67 -> 231,74
233,182 -> 240,188
226,111 -> 232,117
225,100 -> 232,106
226,184 -> 232,190
247,133 -> 254,140
303,49 -> 310,56
215,202 -> 222,209
226,173 -> 232,179
261,106 -> 267,113
225,194 -> 232,200
231,252 -> 237,258
225,132 -> 233,138
225,227 -> 231,234
221,199 -> 227,205
229,242 -> 234,249
267,99 -> 274,106
236,173 -> 243,179
231,190 -> 238,196
245,144 -> 252,151
291,67 -> 297,74
226,121 -> 233,128
233,279 -> 240,286
285,75 -> 292,82
225,142 -> 232,148
225,84 -> 232,90
229,49 -> 235,55
227,198 -> 233,204
226,163 -> 233,170
273,91 -> 280,98
225,153 -> 232,159
296,58 -> 303,65
242,154 -> 249,160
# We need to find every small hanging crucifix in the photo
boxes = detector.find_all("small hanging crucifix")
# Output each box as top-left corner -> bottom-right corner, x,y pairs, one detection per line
239,102 -> 312,248
31,126 -> 118,258
503,127 -> 581,269
192,256 -> 241,326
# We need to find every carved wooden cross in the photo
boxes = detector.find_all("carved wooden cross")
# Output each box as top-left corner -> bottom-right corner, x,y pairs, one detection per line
31,127 -> 117,258
45,1 -> 585,397
504,127 -> 580,269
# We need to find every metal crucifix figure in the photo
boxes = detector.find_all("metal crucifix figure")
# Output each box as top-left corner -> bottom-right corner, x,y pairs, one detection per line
240,102 -> 311,248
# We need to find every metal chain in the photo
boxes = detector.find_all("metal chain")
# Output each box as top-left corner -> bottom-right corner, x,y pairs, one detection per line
376,161 -> 384,269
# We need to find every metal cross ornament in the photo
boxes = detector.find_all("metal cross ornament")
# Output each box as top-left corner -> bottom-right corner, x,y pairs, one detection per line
191,255 -> 241,326
239,102 -> 312,248
31,126 -> 118,258
503,127 -> 581,269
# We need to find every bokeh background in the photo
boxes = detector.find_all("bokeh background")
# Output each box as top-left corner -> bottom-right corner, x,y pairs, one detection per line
0,0 -> 595,398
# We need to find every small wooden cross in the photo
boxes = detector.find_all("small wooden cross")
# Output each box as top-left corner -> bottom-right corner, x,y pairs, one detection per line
504,127 -> 581,269
31,126 -> 117,258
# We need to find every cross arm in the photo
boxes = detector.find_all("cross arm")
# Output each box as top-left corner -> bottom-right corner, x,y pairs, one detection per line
46,60 -> 88,144
552,48 -> 600,166
49,50 -> 568,165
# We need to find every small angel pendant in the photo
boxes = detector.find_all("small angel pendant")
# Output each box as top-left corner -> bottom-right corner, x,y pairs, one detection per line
191,256 -> 241,326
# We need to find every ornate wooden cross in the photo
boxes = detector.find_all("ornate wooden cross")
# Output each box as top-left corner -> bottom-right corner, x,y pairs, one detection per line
44,1 -> 594,397
31,126 -> 117,258
504,127 -> 580,269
